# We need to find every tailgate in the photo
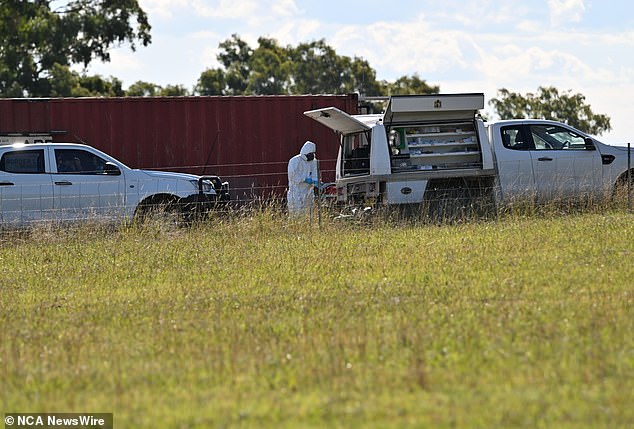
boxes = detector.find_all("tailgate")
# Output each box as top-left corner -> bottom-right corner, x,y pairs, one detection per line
304,107 -> 374,135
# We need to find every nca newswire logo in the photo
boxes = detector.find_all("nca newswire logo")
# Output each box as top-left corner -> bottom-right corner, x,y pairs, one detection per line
5,413 -> 112,429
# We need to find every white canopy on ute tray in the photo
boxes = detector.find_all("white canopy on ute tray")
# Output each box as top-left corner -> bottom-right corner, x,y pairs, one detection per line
383,93 -> 484,124
304,107 -> 380,135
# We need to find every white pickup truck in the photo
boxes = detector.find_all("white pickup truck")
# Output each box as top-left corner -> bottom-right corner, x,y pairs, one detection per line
0,139 -> 229,227
305,93 -> 632,213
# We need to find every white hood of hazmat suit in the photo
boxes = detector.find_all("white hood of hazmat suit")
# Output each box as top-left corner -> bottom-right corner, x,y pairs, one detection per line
287,141 -> 318,215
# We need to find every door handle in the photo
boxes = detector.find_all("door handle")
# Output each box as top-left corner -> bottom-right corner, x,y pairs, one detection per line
0,181 -> 14,186
537,157 -> 553,161
55,181 -> 73,186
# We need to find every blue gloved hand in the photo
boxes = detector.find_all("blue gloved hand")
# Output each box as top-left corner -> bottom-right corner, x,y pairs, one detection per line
304,177 -> 315,185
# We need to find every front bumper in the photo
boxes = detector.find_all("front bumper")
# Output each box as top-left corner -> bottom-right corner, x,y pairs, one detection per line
199,175 -> 231,202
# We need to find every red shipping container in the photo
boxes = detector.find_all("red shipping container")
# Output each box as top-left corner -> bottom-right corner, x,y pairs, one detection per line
0,95 -> 358,202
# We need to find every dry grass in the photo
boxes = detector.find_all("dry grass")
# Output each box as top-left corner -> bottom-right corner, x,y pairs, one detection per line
1,207 -> 633,428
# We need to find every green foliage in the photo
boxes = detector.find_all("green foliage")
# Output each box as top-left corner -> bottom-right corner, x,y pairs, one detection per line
344,56 -> 384,96
125,80 -> 161,96
76,74 -> 124,97
290,40 -> 344,94
45,64 -> 124,97
1,211 -> 633,427
157,84 -> 190,97
385,73 -> 440,95
288,40 -> 383,96
490,87 -> 612,136
124,81 -> 190,97
247,37 -> 291,95
360,73 -> 439,113
217,34 -> 252,95
195,35 -> 441,97
195,36 -> 388,96
0,0 -> 151,97
195,69 -> 225,96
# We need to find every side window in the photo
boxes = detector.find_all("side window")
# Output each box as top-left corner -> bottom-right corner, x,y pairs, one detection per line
501,126 -> 530,150
529,125 -> 587,150
55,149 -> 107,174
0,150 -> 45,173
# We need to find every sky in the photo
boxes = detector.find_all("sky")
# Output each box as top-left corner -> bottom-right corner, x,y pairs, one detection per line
85,0 -> 634,145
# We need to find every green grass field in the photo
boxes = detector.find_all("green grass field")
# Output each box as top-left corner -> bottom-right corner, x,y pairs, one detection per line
1,209 -> 633,428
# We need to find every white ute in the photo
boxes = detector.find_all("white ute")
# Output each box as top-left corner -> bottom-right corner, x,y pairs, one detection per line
305,93 -> 632,213
0,138 -> 229,227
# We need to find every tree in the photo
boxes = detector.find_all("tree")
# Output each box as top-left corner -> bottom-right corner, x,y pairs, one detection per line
195,68 -> 225,95
125,80 -> 161,96
158,84 -> 189,97
490,87 -> 611,136
346,56 -> 384,96
44,63 -> 123,96
196,35 -> 440,97
247,37 -> 290,95
202,36 -> 386,96
217,34 -> 252,95
124,81 -> 190,97
0,0 -> 151,97
76,74 -> 124,97
386,74 -> 439,95
290,40 -> 348,94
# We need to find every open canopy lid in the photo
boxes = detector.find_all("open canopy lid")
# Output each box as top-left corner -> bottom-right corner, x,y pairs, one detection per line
384,93 -> 484,124
304,107 -> 379,135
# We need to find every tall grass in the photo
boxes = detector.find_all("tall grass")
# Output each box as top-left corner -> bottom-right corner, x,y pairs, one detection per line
1,208 -> 633,428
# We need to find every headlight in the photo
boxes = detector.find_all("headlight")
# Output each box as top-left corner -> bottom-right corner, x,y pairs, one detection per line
190,179 -> 213,193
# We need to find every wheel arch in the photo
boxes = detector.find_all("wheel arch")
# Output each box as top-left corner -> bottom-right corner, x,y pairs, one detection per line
615,168 -> 634,186
612,168 -> 634,200
134,193 -> 182,216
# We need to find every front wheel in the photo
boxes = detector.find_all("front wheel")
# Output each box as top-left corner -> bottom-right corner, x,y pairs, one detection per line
134,197 -> 185,226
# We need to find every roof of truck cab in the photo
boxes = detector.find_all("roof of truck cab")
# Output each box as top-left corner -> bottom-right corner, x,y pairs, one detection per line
486,118 -> 591,134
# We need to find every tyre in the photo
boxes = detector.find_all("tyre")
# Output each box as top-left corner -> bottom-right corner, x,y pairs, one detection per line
613,172 -> 634,208
135,196 -> 185,226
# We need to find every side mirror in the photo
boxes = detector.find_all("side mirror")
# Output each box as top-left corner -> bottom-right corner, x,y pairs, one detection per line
584,137 -> 596,151
104,162 -> 121,176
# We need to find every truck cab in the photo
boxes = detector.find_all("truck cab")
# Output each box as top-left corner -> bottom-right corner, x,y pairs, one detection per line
487,119 -> 630,203
305,93 -> 496,206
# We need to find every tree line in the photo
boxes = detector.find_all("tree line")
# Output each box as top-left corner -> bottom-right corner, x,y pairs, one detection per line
0,0 -> 611,135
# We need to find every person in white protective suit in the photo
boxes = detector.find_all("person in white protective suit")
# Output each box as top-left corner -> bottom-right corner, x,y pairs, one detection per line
287,141 -> 319,216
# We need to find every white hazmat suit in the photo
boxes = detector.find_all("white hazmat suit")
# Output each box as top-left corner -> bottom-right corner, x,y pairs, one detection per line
287,141 -> 318,216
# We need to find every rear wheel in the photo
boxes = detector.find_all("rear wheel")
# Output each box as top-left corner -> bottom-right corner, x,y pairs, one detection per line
613,171 -> 634,206
423,177 -> 496,222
